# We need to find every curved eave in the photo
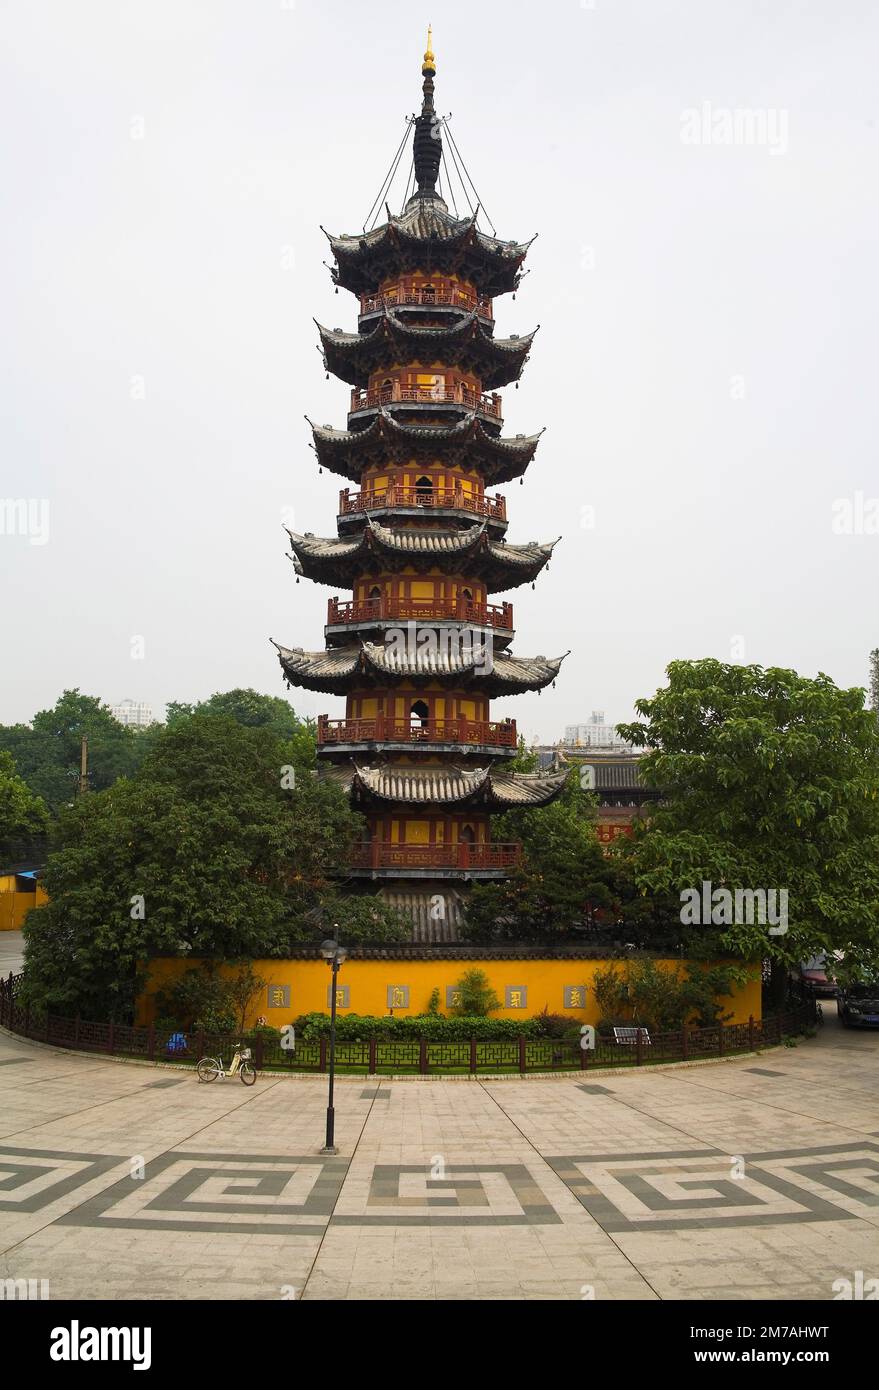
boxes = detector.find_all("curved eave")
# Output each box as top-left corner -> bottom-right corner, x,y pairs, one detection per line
325,214 -> 532,298
273,641 -> 358,695
360,643 -> 568,695
322,762 -> 493,806
486,770 -> 570,808
286,520 -> 492,587
316,316 -> 536,390
275,639 -> 567,698
308,410 -> 542,485
287,522 -> 557,593
319,762 -> 568,810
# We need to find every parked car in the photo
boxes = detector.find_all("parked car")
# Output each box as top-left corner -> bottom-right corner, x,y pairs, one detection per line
838,982 -> 879,1028
794,955 -> 837,998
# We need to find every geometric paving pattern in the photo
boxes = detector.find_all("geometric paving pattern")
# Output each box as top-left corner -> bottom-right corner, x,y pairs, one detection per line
547,1141 -> 879,1232
334,1162 -> 562,1226
0,1145 -> 125,1212
51,1150 -> 350,1237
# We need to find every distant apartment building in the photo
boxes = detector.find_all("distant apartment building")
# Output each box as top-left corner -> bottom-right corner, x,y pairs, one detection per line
111,699 -> 154,728
563,710 -> 631,750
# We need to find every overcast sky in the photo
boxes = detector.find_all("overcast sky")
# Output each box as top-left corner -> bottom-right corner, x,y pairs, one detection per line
2,0 -> 877,741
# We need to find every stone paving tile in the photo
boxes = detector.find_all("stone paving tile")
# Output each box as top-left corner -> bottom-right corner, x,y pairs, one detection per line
2,1016 -> 878,1299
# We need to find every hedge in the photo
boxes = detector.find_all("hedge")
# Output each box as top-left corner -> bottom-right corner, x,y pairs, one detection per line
291,1012 -> 576,1042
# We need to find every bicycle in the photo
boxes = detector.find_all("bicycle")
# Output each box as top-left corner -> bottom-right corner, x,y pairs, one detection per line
196,1043 -> 256,1085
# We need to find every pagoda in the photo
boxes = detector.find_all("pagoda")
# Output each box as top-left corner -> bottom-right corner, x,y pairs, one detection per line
275,31 -> 568,940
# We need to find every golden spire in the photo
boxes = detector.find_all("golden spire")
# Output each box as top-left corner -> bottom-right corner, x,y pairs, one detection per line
422,24 -> 436,75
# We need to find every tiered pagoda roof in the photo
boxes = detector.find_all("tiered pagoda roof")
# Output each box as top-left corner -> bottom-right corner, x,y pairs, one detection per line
321,761 -> 568,809
324,205 -> 534,299
286,521 -> 558,590
309,410 -> 543,486
316,314 -> 537,390
274,640 -> 567,696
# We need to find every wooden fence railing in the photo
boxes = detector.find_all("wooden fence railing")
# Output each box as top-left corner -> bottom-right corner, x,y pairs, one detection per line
0,972 -> 816,1076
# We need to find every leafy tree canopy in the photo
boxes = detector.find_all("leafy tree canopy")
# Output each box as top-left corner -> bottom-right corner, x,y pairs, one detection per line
0,689 -> 149,813
165,688 -> 313,760
464,760 -> 617,942
0,750 -> 50,865
21,713 -> 404,1019
615,660 -> 879,973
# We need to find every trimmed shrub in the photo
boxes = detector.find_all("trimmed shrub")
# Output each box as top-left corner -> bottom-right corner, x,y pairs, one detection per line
291,1012 -> 546,1042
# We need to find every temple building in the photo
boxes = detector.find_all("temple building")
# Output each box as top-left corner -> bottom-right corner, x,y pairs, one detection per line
275,32 -> 568,940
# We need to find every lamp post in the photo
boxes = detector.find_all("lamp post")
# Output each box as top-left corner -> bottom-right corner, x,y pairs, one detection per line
320,935 -> 347,1154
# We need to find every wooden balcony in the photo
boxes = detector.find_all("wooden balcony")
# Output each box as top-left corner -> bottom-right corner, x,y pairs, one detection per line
317,714 -> 518,748
339,485 -> 506,522
349,384 -> 502,420
350,842 -> 522,871
327,596 -> 513,628
360,287 -> 493,319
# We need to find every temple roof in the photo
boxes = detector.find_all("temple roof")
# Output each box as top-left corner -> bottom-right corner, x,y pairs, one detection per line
273,639 -> 567,696
309,409 -> 543,486
316,313 -> 537,391
322,760 -> 568,809
286,520 -> 558,592
325,205 -> 533,299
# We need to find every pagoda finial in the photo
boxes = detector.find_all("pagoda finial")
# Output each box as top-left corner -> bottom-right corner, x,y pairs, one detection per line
423,24 -> 435,76
411,24 -> 442,200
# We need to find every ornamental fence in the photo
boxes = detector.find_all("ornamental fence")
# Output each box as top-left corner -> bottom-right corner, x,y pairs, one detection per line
0,972 -> 817,1076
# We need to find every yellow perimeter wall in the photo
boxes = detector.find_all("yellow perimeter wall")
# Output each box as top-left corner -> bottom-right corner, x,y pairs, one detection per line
0,880 -> 47,931
138,957 -> 762,1028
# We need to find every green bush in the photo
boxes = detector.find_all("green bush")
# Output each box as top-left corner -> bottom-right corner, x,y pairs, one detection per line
155,961 -> 266,1034
448,968 -> 501,1016
591,956 -> 745,1033
291,1012 -> 545,1042
531,1008 -> 580,1040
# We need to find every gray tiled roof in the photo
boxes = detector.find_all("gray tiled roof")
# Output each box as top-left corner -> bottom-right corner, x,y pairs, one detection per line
360,642 -> 565,687
327,205 -> 530,260
316,314 -> 537,390
307,410 -> 543,486
378,887 -> 464,943
273,640 -> 567,695
321,760 -> 569,809
285,522 -> 558,590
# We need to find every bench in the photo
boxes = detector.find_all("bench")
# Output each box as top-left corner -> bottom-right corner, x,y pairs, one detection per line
613,1027 -> 652,1046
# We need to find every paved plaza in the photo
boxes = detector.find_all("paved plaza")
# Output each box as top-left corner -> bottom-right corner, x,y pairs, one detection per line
1,972 -> 877,1300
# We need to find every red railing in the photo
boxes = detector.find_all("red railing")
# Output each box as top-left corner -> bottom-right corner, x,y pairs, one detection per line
339,485 -> 506,521
317,715 -> 518,748
350,384 -> 502,419
327,596 -> 513,628
360,286 -> 493,318
349,842 -> 522,870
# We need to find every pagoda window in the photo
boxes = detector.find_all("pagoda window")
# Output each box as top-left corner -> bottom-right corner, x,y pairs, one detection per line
368,585 -> 382,599
460,824 -> 476,845
415,475 -> 433,502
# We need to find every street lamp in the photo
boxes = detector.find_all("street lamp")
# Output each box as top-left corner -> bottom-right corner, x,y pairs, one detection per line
320,933 -> 348,1154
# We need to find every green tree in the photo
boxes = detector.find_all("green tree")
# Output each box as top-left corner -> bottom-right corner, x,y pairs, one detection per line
464,762 -> 615,942
20,714 -> 368,1019
0,751 -> 50,864
616,660 -> 879,995
0,689 -> 146,813
155,961 -> 267,1033
591,956 -> 749,1032
165,688 -> 314,761
449,968 -> 501,1016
